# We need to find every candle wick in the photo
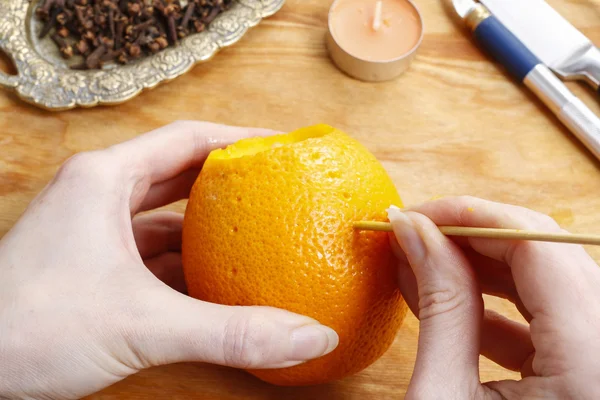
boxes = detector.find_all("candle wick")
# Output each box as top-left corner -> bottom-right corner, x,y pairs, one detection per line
372,0 -> 383,32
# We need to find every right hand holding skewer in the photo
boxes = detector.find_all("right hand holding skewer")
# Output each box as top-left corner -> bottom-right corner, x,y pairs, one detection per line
389,196 -> 600,400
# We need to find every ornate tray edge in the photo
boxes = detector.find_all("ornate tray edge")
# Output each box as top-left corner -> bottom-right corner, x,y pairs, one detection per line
0,0 -> 285,111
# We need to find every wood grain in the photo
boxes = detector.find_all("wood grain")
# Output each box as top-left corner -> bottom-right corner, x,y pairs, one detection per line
1,0 -> 600,398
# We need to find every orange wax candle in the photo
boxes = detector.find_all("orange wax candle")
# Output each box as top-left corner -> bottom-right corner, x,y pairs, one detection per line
326,0 -> 423,81
330,0 -> 422,61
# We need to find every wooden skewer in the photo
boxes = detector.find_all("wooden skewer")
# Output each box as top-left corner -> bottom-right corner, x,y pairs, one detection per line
353,221 -> 600,246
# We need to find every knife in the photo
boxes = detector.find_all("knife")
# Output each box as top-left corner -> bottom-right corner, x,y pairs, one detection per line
450,0 -> 600,161
480,0 -> 600,91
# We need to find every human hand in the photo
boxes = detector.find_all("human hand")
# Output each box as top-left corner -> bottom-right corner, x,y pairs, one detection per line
388,196 -> 600,399
0,121 -> 338,400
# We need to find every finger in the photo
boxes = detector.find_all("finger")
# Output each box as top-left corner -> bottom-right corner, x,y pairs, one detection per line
125,289 -> 339,370
389,233 -> 419,316
514,296 -> 533,323
109,121 -> 277,213
393,236 -> 527,322
520,353 -> 535,378
451,250 -> 533,321
144,252 -> 187,294
410,196 -> 600,324
462,250 -> 533,321
462,249 -> 516,300
388,207 -> 482,394
484,377 -> 552,399
138,168 -> 200,212
481,310 -> 534,372
132,211 -> 183,259
392,232 -> 535,373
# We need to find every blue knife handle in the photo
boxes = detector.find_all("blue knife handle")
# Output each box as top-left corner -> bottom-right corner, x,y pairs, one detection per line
473,15 -> 540,82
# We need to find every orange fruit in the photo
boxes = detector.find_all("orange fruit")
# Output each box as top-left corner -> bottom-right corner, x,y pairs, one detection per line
182,124 -> 407,386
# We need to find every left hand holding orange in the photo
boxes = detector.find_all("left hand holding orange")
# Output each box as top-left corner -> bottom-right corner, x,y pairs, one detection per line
0,122 -> 338,399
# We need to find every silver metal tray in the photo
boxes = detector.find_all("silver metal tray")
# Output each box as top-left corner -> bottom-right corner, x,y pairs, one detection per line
0,0 -> 284,110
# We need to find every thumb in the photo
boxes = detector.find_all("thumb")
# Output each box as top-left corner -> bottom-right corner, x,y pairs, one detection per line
126,289 -> 339,370
388,206 -> 483,397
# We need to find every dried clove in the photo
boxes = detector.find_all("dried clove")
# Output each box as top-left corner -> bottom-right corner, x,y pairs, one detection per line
119,0 -> 128,13
148,41 -> 160,53
50,32 -> 73,58
132,18 -> 156,33
108,9 -> 115,38
85,44 -> 106,69
180,1 -> 194,29
166,15 -> 177,44
35,0 -> 234,69
57,26 -> 69,37
141,5 -> 154,19
117,52 -> 128,64
38,7 -> 59,38
128,43 -> 141,57
127,2 -> 141,17
82,29 -> 95,41
75,39 -> 90,55
203,6 -> 220,25
115,18 -> 124,49
100,48 -> 124,65
193,20 -> 205,33
36,0 -> 55,18
56,9 -> 72,25
155,36 -> 168,49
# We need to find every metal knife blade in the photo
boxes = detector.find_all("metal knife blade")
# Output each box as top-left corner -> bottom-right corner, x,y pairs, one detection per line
447,0 -> 600,161
480,0 -> 600,90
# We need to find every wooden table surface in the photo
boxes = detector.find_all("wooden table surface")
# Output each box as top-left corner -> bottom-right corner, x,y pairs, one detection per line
2,0 -> 600,398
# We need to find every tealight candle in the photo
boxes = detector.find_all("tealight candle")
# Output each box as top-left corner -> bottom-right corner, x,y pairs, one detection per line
327,0 -> 424,82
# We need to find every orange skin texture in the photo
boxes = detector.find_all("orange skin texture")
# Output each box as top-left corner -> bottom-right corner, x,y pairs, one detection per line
182,125 -> 407,386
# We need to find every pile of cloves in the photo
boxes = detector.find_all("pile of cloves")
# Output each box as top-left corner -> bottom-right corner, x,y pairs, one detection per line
35,0 -> 233,70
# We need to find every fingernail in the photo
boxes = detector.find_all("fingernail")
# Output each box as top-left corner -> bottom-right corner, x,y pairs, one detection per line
290,325 -> 339,361
387,206 -> 426,264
